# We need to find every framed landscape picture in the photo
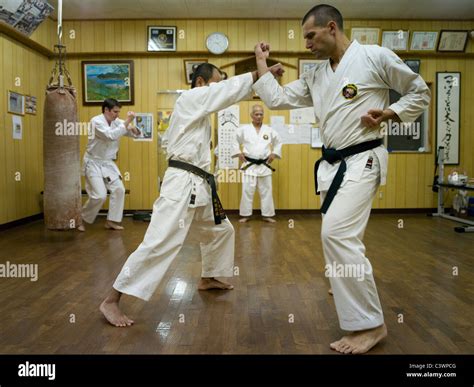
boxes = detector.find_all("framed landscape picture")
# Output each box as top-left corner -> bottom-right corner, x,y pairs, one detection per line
82,61 -> 134,105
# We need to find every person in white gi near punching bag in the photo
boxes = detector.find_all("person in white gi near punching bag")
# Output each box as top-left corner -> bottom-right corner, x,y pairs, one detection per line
78,99 -> 140,232
232,105 -> 282,223
253,4 -> 430,353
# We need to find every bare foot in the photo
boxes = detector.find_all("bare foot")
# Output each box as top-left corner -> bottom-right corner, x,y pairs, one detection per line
100,299 -> 134,327
328,288 -> 333,296
198,278 -> 234,290
77,224 -> 85,232
262,217 -> 276,223
105,220 -> 124,230
330,324 -> 387,354
239,217 -> 250,223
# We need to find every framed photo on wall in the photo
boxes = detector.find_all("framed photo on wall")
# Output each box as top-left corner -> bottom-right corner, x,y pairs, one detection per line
410,31 -> 438,51
25,95 -> 37,115
298,59 -> 326,76
437,30 -> 469,52
157,109 -> 173,131
82,60 -> 134,105
404,59 -> 421,73
436,72 -> 460,165
381,30 -> 409,51
8,91 -> 25,115
133,113 -> 153,141
184,59 -> 208,84
350,28 -> 380,45
147,26 -> 177,52
385,85 -> 432,153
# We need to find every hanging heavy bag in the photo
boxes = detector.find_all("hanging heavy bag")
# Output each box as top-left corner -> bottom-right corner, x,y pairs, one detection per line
43,49 -> 82,230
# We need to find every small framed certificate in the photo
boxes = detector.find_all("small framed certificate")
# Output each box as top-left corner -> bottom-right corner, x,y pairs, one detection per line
147,26 -> 177,52
437,30 -> 469,52
382,30 -> 409,51
351,28 -> 380,45
410,31 -> 438,51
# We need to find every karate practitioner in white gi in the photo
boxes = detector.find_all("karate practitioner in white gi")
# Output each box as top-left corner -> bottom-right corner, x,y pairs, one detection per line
232,105 -> 282,223
78,99 -> 139,232
100,63 -> 284,327
253,4 -> 430,353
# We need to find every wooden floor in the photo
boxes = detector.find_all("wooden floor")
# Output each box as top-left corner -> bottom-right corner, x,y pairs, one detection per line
0,212 -> 472,354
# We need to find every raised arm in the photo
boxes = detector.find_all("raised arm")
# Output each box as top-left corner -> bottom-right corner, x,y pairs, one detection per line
253,42 -> 313,110
93,112 -> 136,141
183,73 -> 256,118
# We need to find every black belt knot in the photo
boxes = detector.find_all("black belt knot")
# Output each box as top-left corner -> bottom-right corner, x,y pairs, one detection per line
314,139 -> 382,214
241,156 -> 275,172
168,159 -> 226,225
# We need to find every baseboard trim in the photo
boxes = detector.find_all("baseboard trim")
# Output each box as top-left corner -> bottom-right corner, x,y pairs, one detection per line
0,208 -> 441,231
0,213 -> 44,232
122,208 -> 438,215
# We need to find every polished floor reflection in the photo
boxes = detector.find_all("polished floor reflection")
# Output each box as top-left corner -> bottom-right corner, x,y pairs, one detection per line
0,213 -> 472,354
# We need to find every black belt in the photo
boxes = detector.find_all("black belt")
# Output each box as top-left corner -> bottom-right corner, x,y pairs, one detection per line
314,139 -> 382,214
168,159 -> 226,225
241,156 -> 275,172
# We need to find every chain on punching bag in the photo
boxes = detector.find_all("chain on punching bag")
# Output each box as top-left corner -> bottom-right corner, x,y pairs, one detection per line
43,0 -> 82,230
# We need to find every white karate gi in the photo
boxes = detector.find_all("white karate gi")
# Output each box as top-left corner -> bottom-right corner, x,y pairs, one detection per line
81,114 -> 134,224
254,40 -> 430,330
232,124 -> 282,217
113,73 -> 254,301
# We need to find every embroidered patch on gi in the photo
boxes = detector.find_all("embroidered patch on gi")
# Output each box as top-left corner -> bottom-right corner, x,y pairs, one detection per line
263,134 -> 269,140
365,156 -> 373,169
342,84 -> 357,99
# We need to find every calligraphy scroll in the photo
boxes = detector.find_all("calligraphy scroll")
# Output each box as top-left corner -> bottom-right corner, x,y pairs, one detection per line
436,72 -> 460,165
217,105 -> 240,169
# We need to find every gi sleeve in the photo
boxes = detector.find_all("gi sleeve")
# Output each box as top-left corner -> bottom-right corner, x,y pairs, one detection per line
92,117 -> 128,141
252,72 -> 313,110
375,47 -> 431,123
184,73 -> 255,118
231,126 -> 243,158
271,128 -> 282,159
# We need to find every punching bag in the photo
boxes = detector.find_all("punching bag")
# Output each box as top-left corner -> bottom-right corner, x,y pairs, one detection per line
43,52 -> 82,230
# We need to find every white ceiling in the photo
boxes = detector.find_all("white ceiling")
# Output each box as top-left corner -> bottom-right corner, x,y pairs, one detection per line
48,0 -> 474,20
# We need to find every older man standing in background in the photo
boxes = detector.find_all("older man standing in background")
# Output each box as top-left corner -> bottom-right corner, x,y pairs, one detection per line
233,105 -> 282,223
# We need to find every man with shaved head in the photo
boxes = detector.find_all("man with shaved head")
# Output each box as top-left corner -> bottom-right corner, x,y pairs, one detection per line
253,4 -> 430,353
232,105 -> 282,223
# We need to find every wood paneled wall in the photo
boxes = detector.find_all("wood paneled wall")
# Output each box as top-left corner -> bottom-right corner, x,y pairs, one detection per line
0,33 -> 50,225
1,18 -> 473,223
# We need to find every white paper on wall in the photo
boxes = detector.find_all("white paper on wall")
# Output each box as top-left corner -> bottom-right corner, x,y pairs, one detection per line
12,115 -> 22,140
289,107 -> 316,125
217,105 -> 240,169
